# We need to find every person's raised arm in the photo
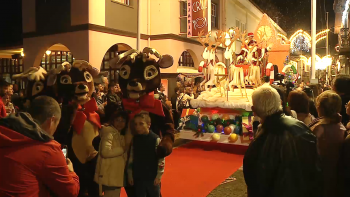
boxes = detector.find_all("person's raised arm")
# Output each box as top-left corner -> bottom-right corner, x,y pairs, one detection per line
38,145 -> 79,197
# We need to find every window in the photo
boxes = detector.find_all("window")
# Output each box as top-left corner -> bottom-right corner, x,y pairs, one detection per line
178,51 -> 194,67
40,51 -> 74,71
236,20 -> 240,29
112,0 -> 130,5
180,0 -> 187,34
211,2 -> 218,29
241,23 -> 246,32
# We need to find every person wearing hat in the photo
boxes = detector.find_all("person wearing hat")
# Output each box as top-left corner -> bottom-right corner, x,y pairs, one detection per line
0,79 -> 10,118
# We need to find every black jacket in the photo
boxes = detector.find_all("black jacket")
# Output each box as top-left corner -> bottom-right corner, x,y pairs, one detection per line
243,113 -> 323,197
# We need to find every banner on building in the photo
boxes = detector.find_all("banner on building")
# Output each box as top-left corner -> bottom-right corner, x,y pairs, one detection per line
187,0 -> 210,37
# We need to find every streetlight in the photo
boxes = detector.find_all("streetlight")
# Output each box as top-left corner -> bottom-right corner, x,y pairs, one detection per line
311,0 -> 316,80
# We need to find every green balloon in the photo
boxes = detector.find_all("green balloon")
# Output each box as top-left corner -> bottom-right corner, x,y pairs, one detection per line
208,125 -> 215,133
201,115 -> 209,122
212,114 -> 219,120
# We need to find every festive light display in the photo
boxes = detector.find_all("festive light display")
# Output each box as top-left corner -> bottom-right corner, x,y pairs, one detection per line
287,29 -> 330,54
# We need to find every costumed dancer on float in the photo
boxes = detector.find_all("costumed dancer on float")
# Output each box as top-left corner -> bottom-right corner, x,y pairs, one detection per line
110,47 -> 175,196
237,32 -> 272,88
47,60 -> 101,196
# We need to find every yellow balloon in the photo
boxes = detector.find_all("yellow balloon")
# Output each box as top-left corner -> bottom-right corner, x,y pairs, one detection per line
229,133 -> 238,143
211,133 -> 221,142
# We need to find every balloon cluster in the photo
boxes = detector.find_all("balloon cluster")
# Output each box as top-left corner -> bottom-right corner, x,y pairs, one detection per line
198,114 -> 237,135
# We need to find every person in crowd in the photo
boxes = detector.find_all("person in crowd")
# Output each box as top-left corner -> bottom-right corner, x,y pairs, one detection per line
338,100 -> 350,197
0,96 -> 80,197
105,82 -> 122,107
3,94 -> 14,116
243,85 -> 322,197
303,86 -> 318,118
308,90 -> 345,197
332,74 -> 350,126
94,109 -> 129,197
155,83 -> 166,103
270,84 -> 292,117
171,87 -> 181,129
127,113 -> 165,197
0,78 -> 10,118
288,90 -> 315,125
7,84 -> 14,97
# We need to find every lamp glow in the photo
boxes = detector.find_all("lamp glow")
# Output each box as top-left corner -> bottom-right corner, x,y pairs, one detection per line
46,50 -> 51,55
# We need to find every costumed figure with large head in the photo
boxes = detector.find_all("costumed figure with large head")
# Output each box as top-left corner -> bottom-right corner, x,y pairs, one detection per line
110,47 -> 175,158
12,66 -> 51,110
47,60 -> 101,196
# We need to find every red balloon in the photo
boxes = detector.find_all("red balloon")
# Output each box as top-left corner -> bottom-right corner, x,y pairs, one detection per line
224,126 -> 232,135
216,125 -> 224,133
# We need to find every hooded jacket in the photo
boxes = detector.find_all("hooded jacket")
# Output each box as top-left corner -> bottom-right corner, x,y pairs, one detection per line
0,113 -> 80,197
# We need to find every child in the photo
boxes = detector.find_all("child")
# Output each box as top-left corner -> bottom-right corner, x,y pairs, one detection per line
128,113 -> 165,197
94,109 -> 129,197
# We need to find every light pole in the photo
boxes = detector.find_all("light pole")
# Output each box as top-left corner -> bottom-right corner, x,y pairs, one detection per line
311,0 -> 316,80
137,0 -> 141,50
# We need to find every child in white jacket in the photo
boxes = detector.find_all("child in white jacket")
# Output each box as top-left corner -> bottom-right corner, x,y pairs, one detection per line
94,110 -> 129,197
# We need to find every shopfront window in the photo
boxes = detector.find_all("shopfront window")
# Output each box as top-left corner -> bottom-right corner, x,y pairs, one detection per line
179,51 -> 194,67
0,58 -> 24,89
40,51 -> 74,71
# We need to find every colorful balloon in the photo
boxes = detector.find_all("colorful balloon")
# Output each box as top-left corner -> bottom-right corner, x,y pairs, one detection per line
229,133 -> 238,142
224,126 -> 232,135
212,114 -> 219,120
201,115 -> 209,123
216,125 -> 224,133
208,125 -> 216,133
228,124 -> 236,133
212,133 -> 221,142
222,114 -> 230,120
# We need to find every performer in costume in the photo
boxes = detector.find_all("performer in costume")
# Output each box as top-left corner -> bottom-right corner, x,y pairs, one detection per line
47,61 -> 101,196
110,47 -> 175,197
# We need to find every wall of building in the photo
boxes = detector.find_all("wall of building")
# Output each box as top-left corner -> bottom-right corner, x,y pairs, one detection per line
105,0 -> 137,32
71,0 -> 89,26
150,0 -> 180,35
22,0 -> 36,33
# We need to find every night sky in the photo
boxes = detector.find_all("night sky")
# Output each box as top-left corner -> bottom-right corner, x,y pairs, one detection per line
252,0 -> 338,56
0,0 -> 338,56
0,0 -> 22,48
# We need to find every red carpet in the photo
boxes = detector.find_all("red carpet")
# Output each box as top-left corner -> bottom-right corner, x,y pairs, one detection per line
121,141 -> 247,197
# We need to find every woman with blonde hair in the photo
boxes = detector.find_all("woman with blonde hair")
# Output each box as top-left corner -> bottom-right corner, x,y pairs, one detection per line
309,90 -> 346,197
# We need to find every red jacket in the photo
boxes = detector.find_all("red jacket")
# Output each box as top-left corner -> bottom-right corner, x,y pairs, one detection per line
0,113 -> 80,197
0,97 -> 7,118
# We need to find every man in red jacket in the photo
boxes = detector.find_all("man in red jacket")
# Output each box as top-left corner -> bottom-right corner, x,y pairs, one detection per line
0,96 -> 80,197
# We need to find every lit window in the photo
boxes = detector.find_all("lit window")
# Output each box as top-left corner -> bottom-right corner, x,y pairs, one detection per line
211,3 -> 218,29
112,0 -> 130,5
